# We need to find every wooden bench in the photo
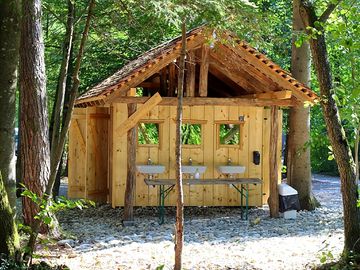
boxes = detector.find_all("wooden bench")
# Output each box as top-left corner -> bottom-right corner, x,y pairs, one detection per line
144,178 -> 262,224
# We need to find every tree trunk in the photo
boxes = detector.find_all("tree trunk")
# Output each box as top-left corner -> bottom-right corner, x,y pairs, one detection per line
19,0 -> 51,233
355,125 -> 359,183
49,0 -> 75,197
300,0 -> 360,254
25,0 -> 95,259
0,0 -> 21,213
287,0 -> 317,210
269,106 -> 279,218
174,21 -> 186,270
123,103 -> 136,222
0,173 -> 20,258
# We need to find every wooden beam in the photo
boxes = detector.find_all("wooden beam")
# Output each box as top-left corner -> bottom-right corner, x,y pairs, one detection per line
208,64 -> 247,95
241,90 -> 292,100
73,120 -> 86,152
112,96 -> 295,107
115,92 -> 162,136
123,103 -> 136,222
138,82 -> 160,89
199,45 -> 209,97
269,106 -> 279,218
159,68 -> 167,96
168,62 -> 176,96
127,88 -> 137,96
102,34 -> 205,104
186,50 -> 196,97
209,60 -> 257,94
214,44 -> 279,92
89,113 -> 110,119
232,43 -> 316,102
211,45 -> 279,93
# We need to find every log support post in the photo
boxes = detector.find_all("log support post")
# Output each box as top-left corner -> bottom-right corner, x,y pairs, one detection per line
123,88 -> 137,224
199,45 -> 209,97
186,50 -> 195,97
269,106 -> 279,218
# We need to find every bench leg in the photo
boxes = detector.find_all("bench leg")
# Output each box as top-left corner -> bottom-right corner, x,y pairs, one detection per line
159,185 -> 165,224
245,184 -> 249,220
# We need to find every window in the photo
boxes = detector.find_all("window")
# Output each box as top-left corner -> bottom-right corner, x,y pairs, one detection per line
138,123 -> 159,145
181,123 -> 202,145
216,121 -> 244,149
219,124 -> 240,145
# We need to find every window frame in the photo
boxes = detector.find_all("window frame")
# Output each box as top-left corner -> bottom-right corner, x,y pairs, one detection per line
137,119 -> 164,149
180,120 -> 207,148
215,120 -> 245,149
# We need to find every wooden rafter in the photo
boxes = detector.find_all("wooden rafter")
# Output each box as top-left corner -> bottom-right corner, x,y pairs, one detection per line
241,90 -> 292,100
186,50 -> 196,97
103,34 -> 205,104
215,44 -> 279,92
230,42 -> 316,102
209,54 -> 264,93
208,65 -> 247,94
111,96 -> 295,107
199,44 -> 209,97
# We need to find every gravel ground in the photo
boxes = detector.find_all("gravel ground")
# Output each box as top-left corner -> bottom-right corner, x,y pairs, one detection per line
40,174 -> 344,270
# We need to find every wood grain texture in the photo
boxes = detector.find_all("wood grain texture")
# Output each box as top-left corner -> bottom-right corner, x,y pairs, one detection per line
115,93 -> 162,137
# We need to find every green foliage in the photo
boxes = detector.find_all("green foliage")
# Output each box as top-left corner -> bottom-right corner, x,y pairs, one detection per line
138,123 -> 159,145
0,254 -> 26,270
219,124 -> 240,145
20,184 -> 95,229
320,250 -> 335,264
41,0 -> 359,175
181,124 -> 201,145
155,265 -> 165,270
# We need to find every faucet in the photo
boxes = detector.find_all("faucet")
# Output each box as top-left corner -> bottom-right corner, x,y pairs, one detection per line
188,157 -> 193,165
147,157 -> 152,165
227,158 -> 232,165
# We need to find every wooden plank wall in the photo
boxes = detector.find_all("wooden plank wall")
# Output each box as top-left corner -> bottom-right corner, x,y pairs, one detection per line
108,104 -> 283,207
68,108 -> 87,198
68,107 -> 110,203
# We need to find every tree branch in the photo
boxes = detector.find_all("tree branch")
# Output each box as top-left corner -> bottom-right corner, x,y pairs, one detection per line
319,0 -> 342,23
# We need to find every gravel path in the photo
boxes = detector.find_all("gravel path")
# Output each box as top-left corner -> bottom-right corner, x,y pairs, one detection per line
41,174 -> 344,270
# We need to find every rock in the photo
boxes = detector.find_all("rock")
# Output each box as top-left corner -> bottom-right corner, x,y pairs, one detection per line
122,220 -> 136,227
57,239 -> 75,247
77,243 -> 92,251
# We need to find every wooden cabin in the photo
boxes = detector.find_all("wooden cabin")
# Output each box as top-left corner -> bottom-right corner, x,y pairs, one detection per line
68,27 -> 317,208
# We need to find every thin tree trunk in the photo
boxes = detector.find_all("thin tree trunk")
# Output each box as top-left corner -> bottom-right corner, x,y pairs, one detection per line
0,0 -> 21,213
19,0 -> 51,234
269,106 -> 279,218
287,0 -> 317,210
25,0 -> 95,259
300,0 -> 360,254
174,20 -> 186,270
123,103 -> 136,222
0,172 -> 20,258
50,0 -> 75,197
355,125 -> 359,183
50,0 -> 74,153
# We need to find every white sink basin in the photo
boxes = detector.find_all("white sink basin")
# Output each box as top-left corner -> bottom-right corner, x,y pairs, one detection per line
217,165 -> 246,174
181,165 -> 207,174
136,165 -> 165,174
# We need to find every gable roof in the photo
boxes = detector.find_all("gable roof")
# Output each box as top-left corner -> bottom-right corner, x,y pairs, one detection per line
75,27 -> 318,107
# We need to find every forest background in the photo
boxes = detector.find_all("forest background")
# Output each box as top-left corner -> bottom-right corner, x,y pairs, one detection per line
38,0 -> 359,177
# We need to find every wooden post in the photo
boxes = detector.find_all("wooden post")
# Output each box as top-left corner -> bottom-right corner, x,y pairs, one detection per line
186,50 -> 195,97
269,106 -> 279,218
199,45 -> 209,97
168,63 -> 176,97
174,21 -> 186,270
160,68 -> 167,96
123,86 -> 137,223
